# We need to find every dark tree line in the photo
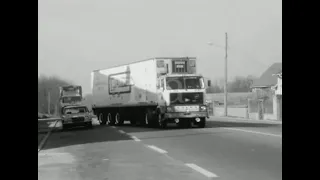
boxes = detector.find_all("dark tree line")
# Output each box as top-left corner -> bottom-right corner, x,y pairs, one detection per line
38,75 -> 73,114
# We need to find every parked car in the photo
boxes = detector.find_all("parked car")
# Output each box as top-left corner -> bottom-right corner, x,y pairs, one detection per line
60,105 -> 93,130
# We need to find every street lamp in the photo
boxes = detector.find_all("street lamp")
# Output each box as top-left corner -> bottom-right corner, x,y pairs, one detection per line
208,32 -> 228,117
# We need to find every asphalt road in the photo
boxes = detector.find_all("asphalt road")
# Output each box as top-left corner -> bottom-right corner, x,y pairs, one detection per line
38,117 -> 282,180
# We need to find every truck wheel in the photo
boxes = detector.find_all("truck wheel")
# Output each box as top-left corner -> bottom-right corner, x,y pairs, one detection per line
198,118 -> 206,128
115,113 -> 123,126
144,113 -> 149,127
107,113 -> 115,125
99,113 -> 106,125
157,114 -> 167,129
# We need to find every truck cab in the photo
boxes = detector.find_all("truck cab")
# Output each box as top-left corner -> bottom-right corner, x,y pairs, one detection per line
58,85 -> 83,109
156,57 -> 209,128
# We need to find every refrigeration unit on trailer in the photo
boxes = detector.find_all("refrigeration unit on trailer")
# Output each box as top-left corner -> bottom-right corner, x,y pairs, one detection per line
91,57 -> 211,128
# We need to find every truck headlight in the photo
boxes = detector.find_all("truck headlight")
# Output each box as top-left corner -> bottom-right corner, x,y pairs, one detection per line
200,106 -> 207,111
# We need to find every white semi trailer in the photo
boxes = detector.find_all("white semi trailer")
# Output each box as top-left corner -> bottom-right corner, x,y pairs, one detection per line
91,57 -> 210,128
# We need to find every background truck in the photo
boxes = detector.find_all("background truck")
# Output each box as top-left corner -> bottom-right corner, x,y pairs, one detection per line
91,57 -> 210,128
59,85 -> 82,105
57,85 -> 83,116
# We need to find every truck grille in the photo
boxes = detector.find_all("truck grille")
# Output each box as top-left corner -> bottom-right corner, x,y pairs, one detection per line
170,92 -> 203,105
72,117 -> 85,122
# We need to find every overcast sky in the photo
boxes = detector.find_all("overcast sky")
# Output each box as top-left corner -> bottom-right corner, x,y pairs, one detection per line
38,0 -> 282,95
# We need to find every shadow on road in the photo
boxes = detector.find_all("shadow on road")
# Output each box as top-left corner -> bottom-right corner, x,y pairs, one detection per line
41,124 -> 133,151
114,118 -> 282,133
40,118 -> 281,151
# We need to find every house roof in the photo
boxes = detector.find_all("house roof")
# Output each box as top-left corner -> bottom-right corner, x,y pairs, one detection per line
252,63 -> 282,88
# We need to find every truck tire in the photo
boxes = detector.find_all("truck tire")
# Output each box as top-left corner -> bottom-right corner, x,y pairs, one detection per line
144,113 -> 150,127
99,113 -> 106,125
115,113 -> 124,126
107,113 -> 115,125
198,118 -> 206,128
157,114 -> 167,129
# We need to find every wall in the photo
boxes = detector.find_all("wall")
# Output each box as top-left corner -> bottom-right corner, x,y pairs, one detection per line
212,107 -> 278,120
213,107 -> 248,118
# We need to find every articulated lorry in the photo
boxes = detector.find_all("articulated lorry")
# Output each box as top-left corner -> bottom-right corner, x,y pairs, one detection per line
91,57 -> 210,128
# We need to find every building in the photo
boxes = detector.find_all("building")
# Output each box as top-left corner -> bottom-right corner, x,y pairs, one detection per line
250,63 -> 282,120
251,62 -> 282,92
271,72 -> 282,95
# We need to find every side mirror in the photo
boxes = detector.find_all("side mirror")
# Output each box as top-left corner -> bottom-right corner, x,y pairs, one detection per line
207,80 -> 211,87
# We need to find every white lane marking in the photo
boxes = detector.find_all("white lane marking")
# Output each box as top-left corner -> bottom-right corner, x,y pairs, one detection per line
222,127 -> 282,138
146,145 -> 168,154
131,136 -> 141,142
102,158 -> 109,161
111,126 -> 116,128
185,163 -> 219,178
118,130 -> 126,134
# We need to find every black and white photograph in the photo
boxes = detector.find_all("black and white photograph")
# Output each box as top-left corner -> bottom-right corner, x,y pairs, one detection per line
38,0 -> 282,179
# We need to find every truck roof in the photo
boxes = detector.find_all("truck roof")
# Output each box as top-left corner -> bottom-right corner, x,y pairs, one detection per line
92,57 -> 196,72
62,105 -> 87,109
165,74 -> 203,77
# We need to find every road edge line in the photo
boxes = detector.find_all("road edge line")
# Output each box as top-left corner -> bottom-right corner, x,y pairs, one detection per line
222,127 -> 282,138
209,116 -> 282,124
185,163 -> 219,178
38,120 -> 59,153
146,145 -> 168,154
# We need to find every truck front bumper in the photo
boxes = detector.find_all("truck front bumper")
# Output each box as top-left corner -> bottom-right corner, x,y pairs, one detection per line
164,111 -> 208,119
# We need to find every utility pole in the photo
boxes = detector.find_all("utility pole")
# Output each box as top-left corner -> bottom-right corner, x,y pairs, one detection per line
224,32 -> 228,117
47,90 -> 51,115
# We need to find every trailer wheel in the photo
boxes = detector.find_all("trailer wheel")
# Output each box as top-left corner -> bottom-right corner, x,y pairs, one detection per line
144,113 -> 149,127
107,113 -> 115,125
115,113 -> 123,126
99,113 -> 106,125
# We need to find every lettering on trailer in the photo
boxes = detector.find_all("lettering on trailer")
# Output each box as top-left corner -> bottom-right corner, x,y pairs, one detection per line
108,67 -> 133,95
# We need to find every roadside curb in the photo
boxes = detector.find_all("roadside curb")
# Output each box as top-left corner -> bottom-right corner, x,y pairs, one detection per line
38,120 -> 59,153
208,116 -> 282,124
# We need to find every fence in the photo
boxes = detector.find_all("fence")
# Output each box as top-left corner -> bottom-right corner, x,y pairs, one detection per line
208,96 -> 280,121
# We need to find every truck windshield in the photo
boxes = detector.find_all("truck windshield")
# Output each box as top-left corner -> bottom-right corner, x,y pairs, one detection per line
63,107 -> 88,114
166,77 -> 204,90
62,96 -> 82,103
